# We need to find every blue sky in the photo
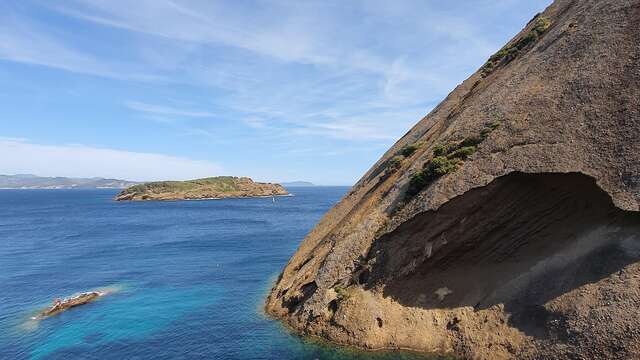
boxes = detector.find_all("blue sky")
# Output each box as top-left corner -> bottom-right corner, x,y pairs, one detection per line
0,0 -> 551,185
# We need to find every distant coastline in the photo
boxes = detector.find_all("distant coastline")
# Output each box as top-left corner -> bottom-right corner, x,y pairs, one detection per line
0,187 -> 128,190
281,181 -> 315,187
0,174 -> 137,189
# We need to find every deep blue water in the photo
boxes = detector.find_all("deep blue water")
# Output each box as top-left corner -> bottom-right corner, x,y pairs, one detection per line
0,188 -> 428,360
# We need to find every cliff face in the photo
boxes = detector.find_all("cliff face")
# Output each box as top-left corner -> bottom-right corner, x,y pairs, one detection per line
265,1 -> 640,359
114,176 -> 288,201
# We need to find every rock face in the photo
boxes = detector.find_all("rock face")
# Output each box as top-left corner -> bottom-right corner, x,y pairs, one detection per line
115,176 -> 288,201
266,1 -> 640,359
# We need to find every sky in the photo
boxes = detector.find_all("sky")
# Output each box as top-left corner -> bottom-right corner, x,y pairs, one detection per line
0,0 -> 552,185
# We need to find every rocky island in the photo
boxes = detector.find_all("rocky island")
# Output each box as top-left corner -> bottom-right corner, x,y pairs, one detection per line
115,176 -> 288,201
266,1 -> 640,359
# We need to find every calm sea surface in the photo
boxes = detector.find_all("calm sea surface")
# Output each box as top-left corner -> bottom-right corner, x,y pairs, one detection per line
0,187 -> 430,359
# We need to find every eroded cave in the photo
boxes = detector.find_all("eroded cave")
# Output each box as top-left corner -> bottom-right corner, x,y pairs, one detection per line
365,172 -> 640,335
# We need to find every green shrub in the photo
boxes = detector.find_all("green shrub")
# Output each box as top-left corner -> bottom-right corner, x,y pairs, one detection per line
404,119 -> 501,198
503,46 -> 520,62
400,143 -> 420,157
532,16 -> 551,35
432,143 -> 452,157
480,128 -> 492,138
407,170 -> 430,197
480,121 -> 501,138
388,155 -> 404,170
406,156 -> 461,197
481,16 -> 550,77
447,146 -> 476,160
426,156 -> 460,177
334,286 -> 350,299
460,136 -> 483,147
488,49 -> 508,63
516,32 -> 538,50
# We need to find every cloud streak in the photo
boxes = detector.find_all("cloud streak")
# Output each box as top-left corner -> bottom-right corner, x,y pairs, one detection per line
0,1 -> 553,184
0,11 -> 160,81
8,0 -> 520,142
125,101 -> 216,118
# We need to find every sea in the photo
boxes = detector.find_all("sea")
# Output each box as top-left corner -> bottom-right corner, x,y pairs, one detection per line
0,187 -> 431,359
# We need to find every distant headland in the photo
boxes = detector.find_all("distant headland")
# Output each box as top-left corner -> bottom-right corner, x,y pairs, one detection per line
280,181 -> 315,187
0,174 -> 138,189
114,176 -> 289,201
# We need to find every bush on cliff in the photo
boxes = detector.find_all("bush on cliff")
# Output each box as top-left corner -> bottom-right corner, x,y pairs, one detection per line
481,16 -> 550,77
400,143 -> 421,157
405,121 -> 500,198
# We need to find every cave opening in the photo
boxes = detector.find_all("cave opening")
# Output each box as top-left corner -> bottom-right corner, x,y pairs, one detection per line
365,172 -> 640,335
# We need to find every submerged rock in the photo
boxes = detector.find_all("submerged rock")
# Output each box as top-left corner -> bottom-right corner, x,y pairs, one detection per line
34,291 -> 104,320
266,0 -> 640,358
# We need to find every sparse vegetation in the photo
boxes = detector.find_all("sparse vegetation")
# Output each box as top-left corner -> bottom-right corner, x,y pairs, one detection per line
405,121 -> 501,198
460,135 -> 484,148
426,156 -> 461,177
399,143 -> 421,157
388,155 -> 405,170
481,16 -> 551,77
406,171 -> 430,197
115,176 -> 288,201
480,121 -> 501,138
446,146 -> 476,160
407,156 -> 461,197
121,176 -> 247,195
432,143 -> 453,157
334,286 -> 350,300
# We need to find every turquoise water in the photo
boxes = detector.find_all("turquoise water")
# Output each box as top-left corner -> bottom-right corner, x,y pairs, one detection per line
0,188 -> 430,359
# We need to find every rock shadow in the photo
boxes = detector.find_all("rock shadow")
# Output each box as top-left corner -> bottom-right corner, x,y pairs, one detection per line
363,172 -> 640,338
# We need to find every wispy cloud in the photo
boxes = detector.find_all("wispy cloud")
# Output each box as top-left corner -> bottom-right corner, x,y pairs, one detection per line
241,117 -> 267,129
125,101 -> 216,118
0,138 -> 222,182
0,11 -> 159,81
51,1 -> 360,69
291,123 -> 395,141
0,19 -> 107,77
13,0 -> 503,142
0,1 -> 552,184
